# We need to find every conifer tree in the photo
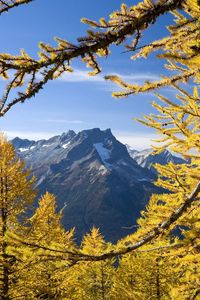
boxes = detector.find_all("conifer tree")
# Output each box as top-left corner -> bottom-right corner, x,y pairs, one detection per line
112,244 -> 175,300
0,134 -> 35,300
11,192 -> 75,299
66,228 -> 114,300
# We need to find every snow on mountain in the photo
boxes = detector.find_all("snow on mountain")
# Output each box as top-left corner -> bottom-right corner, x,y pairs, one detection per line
19,147 -> 30,152
94,143 -> 111,167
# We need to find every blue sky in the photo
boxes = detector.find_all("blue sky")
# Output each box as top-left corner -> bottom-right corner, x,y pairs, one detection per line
0,0 -> 175,149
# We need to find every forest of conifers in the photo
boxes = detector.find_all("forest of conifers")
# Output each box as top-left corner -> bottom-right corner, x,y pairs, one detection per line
0,0 -> 200,299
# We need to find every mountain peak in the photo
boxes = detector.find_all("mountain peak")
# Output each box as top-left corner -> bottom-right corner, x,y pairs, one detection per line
61,130 -> 76,137
81,128 -> 113,138
60,130 -> 76,143
12,137 -> 36,149
11,129 -> 158,242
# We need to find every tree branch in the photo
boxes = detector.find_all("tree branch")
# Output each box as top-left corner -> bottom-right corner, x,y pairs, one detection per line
0,0 -> 184,116
15,180 -> 200,262
0,0 -> 34,15
80,180 -> 200,261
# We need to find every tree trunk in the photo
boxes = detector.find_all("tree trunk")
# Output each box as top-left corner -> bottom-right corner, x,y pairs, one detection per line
155,260 -> 161,300
101,263 -> 106,300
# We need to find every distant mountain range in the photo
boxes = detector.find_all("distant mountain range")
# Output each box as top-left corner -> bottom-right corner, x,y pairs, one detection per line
126,145 -> 186,173
12,129 -> 186,242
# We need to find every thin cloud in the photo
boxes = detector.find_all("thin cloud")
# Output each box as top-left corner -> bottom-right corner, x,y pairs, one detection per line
47,119 -> 87,124
120,73 -> 160,83
58,68 -> 160,85
0,68 -> 161,93
59,69 -> 104,83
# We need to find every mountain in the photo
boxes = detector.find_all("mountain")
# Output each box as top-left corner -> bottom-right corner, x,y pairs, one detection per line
126,146 -> 186,173
12,128 -> 159,243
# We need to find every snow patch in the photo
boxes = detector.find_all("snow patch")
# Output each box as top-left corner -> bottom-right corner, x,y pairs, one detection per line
118,160 -> 128,166
137,148 -> 153,158
62,142 -> 70,149
19,148 -> 29,152
94,143 -> 111,166
36,175 -> 45,186
99,165 -> 108,175
126,144 -> 137,152
138,178 -> 149,182
131,148 -> 153,167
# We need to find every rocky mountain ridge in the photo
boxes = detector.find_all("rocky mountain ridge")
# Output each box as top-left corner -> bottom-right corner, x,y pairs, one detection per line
12,129 -> 184,242
126,145 -> 186,173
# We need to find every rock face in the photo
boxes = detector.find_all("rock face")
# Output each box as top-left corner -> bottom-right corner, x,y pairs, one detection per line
12,129 -> 160,242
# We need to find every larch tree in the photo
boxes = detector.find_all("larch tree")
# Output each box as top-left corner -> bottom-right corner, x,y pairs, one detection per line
11,192 -> 76,300
0,134 -> 35,300
65,228 -> 114,300
111,242 -> 176,300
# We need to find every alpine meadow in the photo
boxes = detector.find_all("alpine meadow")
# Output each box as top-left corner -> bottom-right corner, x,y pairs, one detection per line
0,0 -> 200,299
